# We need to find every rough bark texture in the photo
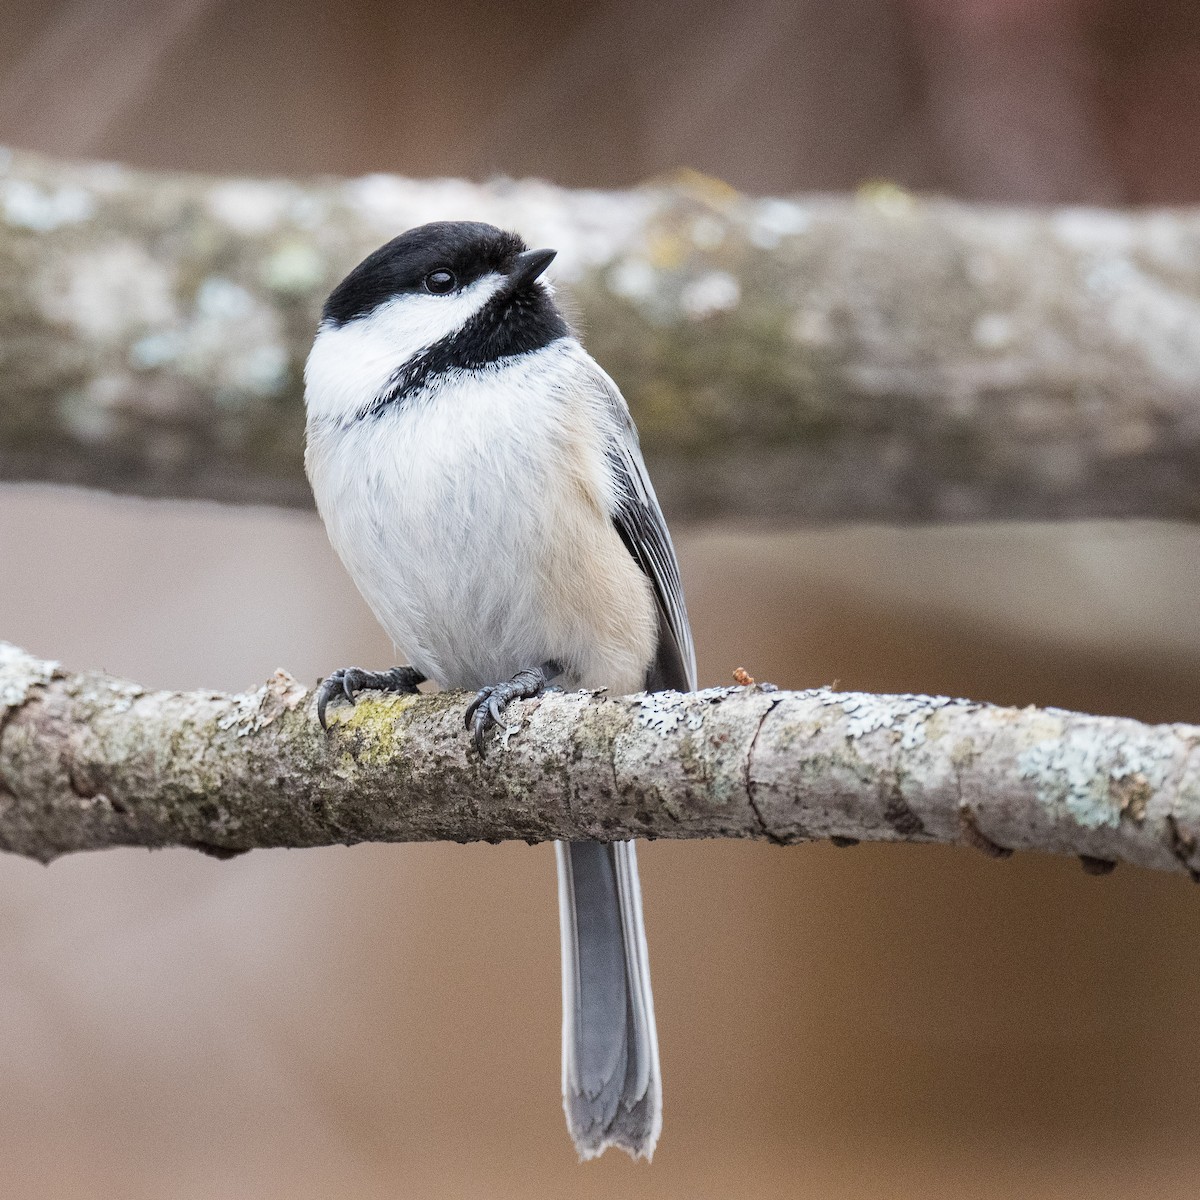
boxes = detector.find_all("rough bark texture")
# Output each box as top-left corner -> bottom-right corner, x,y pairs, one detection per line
3,642 -> 1198,877
3,148 -> 1200,521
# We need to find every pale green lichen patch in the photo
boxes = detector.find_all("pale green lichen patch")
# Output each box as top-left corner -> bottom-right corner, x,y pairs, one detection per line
1018,719 -> 1176,830
680,271 -> 740,319
634,687 -> 739,735
129,331 -> 186,369
97,679 -> 145,714
206,180 -> 291,235
812,690 -> 964,747
38,241 -> 178,339
262,241 -> 325,295
325,690 -> 441,768
606,258 -> 658,303
0,642 -> 59,708
746,198 -> 812,249
2,178 -> 94,231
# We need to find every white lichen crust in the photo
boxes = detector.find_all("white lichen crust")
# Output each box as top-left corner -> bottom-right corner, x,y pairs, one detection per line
1,642 -> 1198,876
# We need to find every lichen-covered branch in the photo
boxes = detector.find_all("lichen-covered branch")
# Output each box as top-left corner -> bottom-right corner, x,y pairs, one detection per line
3,148 -> 1200,521
2,642 -> 1198,877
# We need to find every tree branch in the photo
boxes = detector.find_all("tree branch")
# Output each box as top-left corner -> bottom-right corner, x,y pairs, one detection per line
3,148 -> 1200,521
2,642 -> 1198,876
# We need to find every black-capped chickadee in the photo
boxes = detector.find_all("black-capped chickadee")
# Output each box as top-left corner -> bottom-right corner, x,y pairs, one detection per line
304,221 -> 696,1161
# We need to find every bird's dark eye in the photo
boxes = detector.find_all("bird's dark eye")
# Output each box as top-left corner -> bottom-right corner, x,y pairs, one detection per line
423,269 -> 457,294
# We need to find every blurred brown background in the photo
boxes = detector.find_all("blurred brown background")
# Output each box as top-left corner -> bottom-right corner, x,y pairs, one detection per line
4,1 -> 1200,1197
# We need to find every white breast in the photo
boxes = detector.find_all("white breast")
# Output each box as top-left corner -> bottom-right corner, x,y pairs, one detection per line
304,339 -> 658,693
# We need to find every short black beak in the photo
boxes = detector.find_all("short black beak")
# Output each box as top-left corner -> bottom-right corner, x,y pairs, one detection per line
509,248 -> 556,288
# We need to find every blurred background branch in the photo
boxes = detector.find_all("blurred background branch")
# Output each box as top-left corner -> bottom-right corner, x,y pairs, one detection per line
4,148 -> 1200,522
4,642 -> 1198,877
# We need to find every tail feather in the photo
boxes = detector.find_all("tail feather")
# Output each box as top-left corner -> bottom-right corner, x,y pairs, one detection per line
556,839 -> 661,1160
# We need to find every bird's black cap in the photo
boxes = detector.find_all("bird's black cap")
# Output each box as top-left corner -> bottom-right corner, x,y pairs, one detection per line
324,221 -> 553,326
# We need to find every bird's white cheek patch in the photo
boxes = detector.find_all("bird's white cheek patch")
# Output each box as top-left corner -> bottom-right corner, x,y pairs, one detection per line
303,273 -> 505,423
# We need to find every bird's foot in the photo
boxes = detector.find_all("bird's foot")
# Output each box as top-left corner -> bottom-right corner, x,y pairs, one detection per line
316,665 -> 425,729
464,665 -> 555,756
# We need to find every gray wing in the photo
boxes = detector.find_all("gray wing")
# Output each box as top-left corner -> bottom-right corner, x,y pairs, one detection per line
586,365 -> 697,693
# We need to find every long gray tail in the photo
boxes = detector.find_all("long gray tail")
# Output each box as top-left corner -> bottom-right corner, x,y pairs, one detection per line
555,839 -> 661,1160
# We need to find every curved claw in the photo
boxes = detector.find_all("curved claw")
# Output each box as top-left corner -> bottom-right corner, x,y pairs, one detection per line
316,665 -> 426,731
465,667 -> 549,756
316,669 -> 349,730
464,686 -> 493,732
472,703 -> 493,757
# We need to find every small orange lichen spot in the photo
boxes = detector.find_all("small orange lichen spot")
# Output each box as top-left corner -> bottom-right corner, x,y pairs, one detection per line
733,667 -> 755,686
